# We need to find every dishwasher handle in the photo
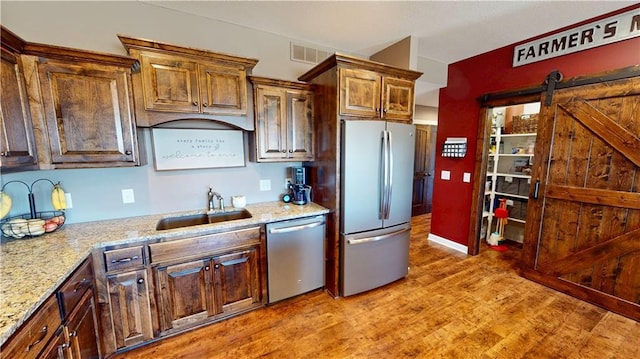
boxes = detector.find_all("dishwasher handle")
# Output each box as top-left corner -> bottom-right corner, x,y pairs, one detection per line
268,220 -> 325,234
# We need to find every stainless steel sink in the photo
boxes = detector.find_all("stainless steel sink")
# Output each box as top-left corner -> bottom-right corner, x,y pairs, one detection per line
156,209 -> 252,230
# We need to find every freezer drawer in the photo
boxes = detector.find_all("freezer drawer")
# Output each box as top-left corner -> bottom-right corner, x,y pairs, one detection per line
341,224 -> 410,296
266,215 -> 326,303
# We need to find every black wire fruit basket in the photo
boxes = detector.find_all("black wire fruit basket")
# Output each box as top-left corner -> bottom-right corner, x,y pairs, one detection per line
1,211 -> 66,238
0,179 -> 66,239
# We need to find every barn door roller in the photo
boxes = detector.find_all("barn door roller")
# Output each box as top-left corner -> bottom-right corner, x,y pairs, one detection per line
543,70 -> 563,106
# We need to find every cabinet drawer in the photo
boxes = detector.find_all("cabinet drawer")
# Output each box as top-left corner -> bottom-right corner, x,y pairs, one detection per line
104,246 -> 144,272
1,295 -> 62,359
58,258 -> 93,320
149,227 -> 260,263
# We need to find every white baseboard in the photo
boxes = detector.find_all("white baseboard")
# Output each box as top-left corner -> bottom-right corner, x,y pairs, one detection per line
427,233 -> 468,254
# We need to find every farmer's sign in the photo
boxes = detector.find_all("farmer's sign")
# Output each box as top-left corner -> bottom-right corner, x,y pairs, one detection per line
513,7 -> 640,67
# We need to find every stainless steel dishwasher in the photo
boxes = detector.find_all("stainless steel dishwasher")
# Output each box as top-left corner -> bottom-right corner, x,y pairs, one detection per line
266,215 -> 325,303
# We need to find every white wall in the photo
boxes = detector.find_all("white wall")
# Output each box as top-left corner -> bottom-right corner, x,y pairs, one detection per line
0,1 -> 326,224
1,1 -> 314,81
414,105 -> 438,125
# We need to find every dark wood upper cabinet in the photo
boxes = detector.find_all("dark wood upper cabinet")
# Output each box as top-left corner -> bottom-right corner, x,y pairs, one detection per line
250,76 -> 314,162
33,58 -> 139,167
339,68 -> 415,122
119,35 -> 257,130
0,26 -> 38,171
298,54 -> 421,124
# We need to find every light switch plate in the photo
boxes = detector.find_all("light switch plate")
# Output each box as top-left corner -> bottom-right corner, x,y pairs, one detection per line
441,170 -> 451,180
259,179 -> 271,191
65,193 -> 73,209
121,189 -> 135,204
463,172 -> 471,183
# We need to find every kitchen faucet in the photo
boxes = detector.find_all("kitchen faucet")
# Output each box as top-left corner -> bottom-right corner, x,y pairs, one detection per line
208,186 -> 225,212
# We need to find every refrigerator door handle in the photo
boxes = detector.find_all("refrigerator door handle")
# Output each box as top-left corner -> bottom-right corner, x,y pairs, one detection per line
380,130 -> 389,219
346,227 -> 411,245
384,130 -> 393,219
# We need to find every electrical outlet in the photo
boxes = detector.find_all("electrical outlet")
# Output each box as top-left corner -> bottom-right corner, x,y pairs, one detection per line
121,189 -> 135,204
64,193 -> 73,209
259,179 -> 271,191
285,178 -> 291,189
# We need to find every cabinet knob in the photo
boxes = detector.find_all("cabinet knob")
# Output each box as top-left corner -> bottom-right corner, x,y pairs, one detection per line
203,102 -> 208,108
137,278 -> 144,284
125,150 -> 132,155
205,265 -> 210,271
288,149 -> 293,153
214,264 -> 220,269
383,108 -> 388,114
0,151 -> 7,157
193,101 -> 199,106
281,149 -> 286,153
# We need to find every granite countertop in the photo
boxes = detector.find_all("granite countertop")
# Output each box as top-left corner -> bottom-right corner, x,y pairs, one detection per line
0,201 -> 329,345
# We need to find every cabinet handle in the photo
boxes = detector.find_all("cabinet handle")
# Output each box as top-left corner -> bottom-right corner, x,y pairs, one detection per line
26,326 -> 48,351
125,150 -> 132,155
137,278 -> 145,284
203,102 -> 208,108
205,265 -> 210,271
193,101 -> 199,106
111,255 -> 138,264
532,178 -> 541,200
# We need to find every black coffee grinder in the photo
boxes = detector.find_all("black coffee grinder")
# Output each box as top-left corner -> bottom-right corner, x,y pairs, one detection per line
290,167 -> 311,205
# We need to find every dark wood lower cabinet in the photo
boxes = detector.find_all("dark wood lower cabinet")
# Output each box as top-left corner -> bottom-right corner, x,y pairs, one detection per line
153,247 -> 262,336
214,248 -> 261,313
155,259 -> 218,333
64,289 -> 100,359
106,269 -> 154,349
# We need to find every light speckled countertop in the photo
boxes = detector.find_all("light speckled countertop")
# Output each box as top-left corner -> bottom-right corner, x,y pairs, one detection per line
0,201 -> 329,345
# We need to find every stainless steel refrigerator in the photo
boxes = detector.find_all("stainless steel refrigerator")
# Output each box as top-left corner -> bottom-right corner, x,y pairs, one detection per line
340,120 -> 415,296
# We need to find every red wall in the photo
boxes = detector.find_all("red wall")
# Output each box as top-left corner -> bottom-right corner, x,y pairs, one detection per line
431,5 -> 640,247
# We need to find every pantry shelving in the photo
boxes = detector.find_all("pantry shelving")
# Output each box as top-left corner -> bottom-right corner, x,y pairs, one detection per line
483,126 -> 537,244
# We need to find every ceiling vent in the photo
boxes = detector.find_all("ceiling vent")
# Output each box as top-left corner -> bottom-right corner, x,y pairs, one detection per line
290,42 -> 333,64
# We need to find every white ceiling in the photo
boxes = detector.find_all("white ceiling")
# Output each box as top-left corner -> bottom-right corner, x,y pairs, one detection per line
139,1 -> 636,106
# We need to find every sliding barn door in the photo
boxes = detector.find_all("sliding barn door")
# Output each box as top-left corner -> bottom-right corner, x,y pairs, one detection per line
522,74 -> 640,321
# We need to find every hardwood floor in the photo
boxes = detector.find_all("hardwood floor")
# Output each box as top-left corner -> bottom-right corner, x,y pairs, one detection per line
112,214 -> 639,358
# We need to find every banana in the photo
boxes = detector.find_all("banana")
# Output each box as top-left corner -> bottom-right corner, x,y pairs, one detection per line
51,182 -> 67,211
0,191 -> 12,219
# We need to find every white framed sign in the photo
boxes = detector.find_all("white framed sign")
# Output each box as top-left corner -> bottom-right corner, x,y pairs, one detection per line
513,8 -> 640,67
151,128 -> 245,170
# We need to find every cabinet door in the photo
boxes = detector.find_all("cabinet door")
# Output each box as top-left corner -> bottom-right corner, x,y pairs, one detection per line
381,76 -> 414,122
286,89 -> 314,160
106,269 -> 153,349
37,60 -> 137,166
254,86 -> 287,160
65,289 -> 100,359
339,68 -> 381,118
213,248 -> 260,313
154,259 -> 217,333
140,53 -> 199,113
199,64 -> 248,116
38,328 -> 69,359
0,51 -> 38,169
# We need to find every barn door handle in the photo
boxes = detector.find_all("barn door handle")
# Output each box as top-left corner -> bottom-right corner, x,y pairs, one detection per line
532,179 -> 540,199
